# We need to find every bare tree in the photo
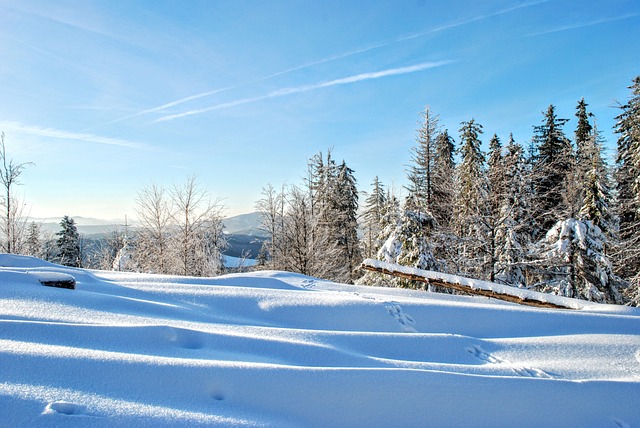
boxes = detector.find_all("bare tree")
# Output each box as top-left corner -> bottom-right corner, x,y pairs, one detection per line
135,183 -> 173,273
256,184 -> 286,269
0,132 -> 33,253
171,175 -> 226,276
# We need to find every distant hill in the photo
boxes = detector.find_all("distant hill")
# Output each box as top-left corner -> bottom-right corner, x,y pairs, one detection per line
25,217 -> 129,237
222,212 -> 264,236
26,212 -> 266,259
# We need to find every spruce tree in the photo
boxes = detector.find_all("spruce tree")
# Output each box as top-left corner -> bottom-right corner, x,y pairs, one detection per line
406,107 -> 440,213
431,129 -> 456,228
487,134 -> 506,221
455,119 -> 487,277
330,161 -> 361,283
531,105 -> 573,236
376,195 -> 439,289
24,222 -> 41,258
613,76 -> 640,300
578,122 -> 614,237
362,176 -> 387,258
57,216 -> 81,267
485,133 -> 506,281
534,218 -> 623,304
575,98 -> 593,166
494,137 -> 530,287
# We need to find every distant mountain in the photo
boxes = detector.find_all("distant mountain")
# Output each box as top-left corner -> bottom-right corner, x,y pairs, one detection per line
223,212 -> 264,236
26,213 -> 265,259
25,217 -> 129,237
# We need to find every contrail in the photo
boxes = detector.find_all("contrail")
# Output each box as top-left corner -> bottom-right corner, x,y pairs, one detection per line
155,60 -> 453,122
92,0 -> 547,128
0,121 -> 153,150
528,12 -> 639,36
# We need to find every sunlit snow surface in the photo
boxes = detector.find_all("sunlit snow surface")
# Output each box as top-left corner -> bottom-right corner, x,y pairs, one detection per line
1,254 -> 639,427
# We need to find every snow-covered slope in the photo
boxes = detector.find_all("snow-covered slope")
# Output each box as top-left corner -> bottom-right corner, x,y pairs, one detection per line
1,254 -> 639,427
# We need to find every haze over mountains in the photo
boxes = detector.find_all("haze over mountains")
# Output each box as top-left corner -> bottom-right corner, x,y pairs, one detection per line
27,212 -> 265,260
27,212 -> 263,236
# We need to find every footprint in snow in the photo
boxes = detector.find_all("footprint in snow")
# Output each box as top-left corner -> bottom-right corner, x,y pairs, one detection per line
165,326 -> 205,350
386,303 -> 417,333
466,344 -> 554,379
300,279 -> 316,289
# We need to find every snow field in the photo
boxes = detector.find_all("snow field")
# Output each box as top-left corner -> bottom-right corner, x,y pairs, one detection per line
1,254 -> 640,427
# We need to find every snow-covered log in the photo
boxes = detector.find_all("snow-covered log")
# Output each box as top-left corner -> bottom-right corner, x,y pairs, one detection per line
361,259 -> 580,310
31,272 -> 76,290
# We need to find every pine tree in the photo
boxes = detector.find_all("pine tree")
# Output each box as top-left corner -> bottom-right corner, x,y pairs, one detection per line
57,216 -> 81,267
494,137 -> 530,287
362,176 -> 386,259
376,195 -> 440,289
330,161 -> 361,283
531,105 -> 573,236
613,76 -> 640,301
454,119 -> 487,277
406,107 -> 440,212
431,129 -> 456,229
578,121 -> 614,237
533,218 -> 623,303
485,133 -> 506,282
24,222 -> 41,258
575,98 -> 593,167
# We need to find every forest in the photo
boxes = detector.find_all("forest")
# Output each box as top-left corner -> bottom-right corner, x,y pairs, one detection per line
255,76 -> 640,306
1,76 -> 639,307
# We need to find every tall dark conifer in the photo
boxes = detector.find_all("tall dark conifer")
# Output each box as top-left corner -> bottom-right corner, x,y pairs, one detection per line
575,98 -> 593,166
455,119 -> 487,277
406,107 -> 440,213
57,215 -> 81,267
613,76 -> 640,298
431,129 -> 456,229
531,105 -> 573,236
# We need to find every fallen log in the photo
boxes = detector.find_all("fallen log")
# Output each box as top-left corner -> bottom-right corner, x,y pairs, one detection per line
361,259 -> 580,310
29,272 -> 76,290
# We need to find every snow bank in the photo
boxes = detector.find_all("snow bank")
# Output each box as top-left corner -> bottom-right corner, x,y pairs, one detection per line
1,254 -> 639,426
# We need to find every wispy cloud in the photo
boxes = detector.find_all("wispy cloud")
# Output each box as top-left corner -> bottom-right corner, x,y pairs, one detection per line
155,61 -> 453,122
390,0 -> 550,44
0,121 -> 153,150
528,13 -> 639,36
97,0 -> 546,128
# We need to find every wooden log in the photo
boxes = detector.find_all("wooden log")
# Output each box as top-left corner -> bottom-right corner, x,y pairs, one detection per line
29,272 -> 76,290
361,259 -> 576,310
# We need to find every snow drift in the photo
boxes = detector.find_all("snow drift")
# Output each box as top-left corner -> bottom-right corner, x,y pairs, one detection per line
1,254 -> 639,427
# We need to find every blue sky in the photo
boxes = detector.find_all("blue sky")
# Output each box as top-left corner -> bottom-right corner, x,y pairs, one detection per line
0,0 -> 638,220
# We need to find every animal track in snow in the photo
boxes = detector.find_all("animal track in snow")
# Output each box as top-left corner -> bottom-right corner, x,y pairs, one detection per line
165,326 -> 204,350
300,279 -> 316,289
386,303 -> 417,333
466,344 -> 553,379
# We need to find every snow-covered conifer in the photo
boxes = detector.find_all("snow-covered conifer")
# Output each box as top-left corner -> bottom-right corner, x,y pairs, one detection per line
494,137 -> 531,287
362,176 -> 387,259
406,107 -> 440,212
56,216 -> 81,267
531,105 -> 573,236
613,76 -> 640,295
454,119 -> 488,277
532,218 -> 623,303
